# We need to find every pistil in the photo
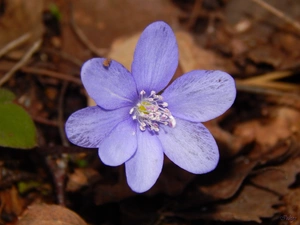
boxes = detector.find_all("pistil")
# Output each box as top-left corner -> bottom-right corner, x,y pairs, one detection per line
130,90 -> 176,132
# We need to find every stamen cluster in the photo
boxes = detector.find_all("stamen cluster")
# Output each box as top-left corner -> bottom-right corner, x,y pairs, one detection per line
130,90 -> 176,132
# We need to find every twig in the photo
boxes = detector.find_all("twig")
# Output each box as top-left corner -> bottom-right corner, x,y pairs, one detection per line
251,0 -> 300,32
58,81 -> 70,147
20,67 -> 81,85
0,39 -> 42,86
235,71 -> 300,93
70,4 -> 107,56
42,48 -> 83,67
236,81 -> 300,96
38,146 -> 95,155
0,33 -> 31,58
186,0 -> 203,30
236,79 -> 300,92
32,116 -> 58,127
45,155 -> 67,206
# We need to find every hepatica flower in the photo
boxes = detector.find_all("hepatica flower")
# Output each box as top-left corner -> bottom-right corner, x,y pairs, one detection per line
65,21 -> 236,193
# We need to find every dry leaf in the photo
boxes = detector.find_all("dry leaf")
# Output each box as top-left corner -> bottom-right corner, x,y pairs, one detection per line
94,181 -> 134,205
66,168 -> 100,192
233,106 -> 300,152
247,45 -> 284,67
198,157 -> 257,200
0,186 -> 25,216
177,185 -> 280,223
175,31 -> 237,74
17,203 -> 87,225
0,0 -> 44,48
280,188 -> 300,225
205,185 -> 280,222
178,156 -> 258,208
94,160 -> 194,205
250,157 -> 300,196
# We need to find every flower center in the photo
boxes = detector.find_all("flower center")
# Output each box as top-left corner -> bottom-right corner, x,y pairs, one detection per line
129,90 -> 176,132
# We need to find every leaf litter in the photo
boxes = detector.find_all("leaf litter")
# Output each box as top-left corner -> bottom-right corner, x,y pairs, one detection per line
0,0 -> 300,224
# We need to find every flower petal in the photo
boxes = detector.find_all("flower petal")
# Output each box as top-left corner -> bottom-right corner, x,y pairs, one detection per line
131,21 -> 178,93
65,106 -> 130,148
162,70 -> 236,122
81,58 -> 137,110
159,118 -> 219,174
125,130 -> 163,193
98,119 -> 137,166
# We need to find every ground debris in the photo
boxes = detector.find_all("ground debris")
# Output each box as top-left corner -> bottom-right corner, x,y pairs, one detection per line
250,156 -> 300,196
279,188 -> 300,225
174,185 -> 281,223
1,0 -> 300,224
16,203 -> 87,225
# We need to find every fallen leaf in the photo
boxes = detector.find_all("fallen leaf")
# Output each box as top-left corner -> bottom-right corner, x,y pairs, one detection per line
17,203 -> 87,225
176,185 -> 280,223
0,186 -> 25,217
0,0 -> 44,49
247,45 -> 284,67
94,160 -> 194,205
280,188 -> 300,225
233,106 -> 300,152
175,31 -> 237,75
66,168 -> 100,192
250,156 -> 300,196
178,156 -> 257,208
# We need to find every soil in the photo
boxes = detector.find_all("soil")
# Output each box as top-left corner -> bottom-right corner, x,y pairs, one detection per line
0,0 -> 300,224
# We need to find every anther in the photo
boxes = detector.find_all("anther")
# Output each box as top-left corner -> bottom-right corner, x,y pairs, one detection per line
130,90 -> 176,132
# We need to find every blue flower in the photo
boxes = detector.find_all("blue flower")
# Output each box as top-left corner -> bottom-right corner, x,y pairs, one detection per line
65,21 -> 236,193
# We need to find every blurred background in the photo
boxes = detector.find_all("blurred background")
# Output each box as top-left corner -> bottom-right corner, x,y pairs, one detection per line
0,0 -> 300,224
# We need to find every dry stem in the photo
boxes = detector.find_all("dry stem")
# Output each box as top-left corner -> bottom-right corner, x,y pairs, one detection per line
70,4 -> 107,56
0,39 -> 42,86
0,33 -> 31,58
251,0 -> 300,32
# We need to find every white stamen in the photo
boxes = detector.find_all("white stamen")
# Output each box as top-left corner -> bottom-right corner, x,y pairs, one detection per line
130,90 -> 176,132
129,108 -> 134,114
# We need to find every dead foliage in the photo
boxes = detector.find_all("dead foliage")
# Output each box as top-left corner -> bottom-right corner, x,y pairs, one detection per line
0,0 -> 300,224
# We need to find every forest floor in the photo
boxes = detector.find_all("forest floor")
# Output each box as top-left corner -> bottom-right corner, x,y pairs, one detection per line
0,0 -> 300,224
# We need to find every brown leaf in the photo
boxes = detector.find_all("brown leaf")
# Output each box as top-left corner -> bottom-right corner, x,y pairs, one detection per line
177,185 -> 280,223
280,188 -> 300,225
71,0 -> 180,49
175,31 -> 238,75
0,0 -> 44,48
94,160 -> 195,205
60,0 -> 180,65
179,156 -> 258,207
198,157 -> 257,200
0,186 -> 25,216
205,185 -> 280,222
247,45 -> 284,67
66,168 -> 100,192
17,203 -> 87,225
250,156 -> 300,196
94,181 -> 135,205
233,106 -> 300,153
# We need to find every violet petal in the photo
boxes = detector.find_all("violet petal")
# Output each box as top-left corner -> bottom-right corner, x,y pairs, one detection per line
125,130 -> 163,193
162,70 -> 236,122
81,58 -> 137,110
65,106 -> 130,148
98,119 -> 137,166
132,21 -> 178,93
159,117 -> 219,174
